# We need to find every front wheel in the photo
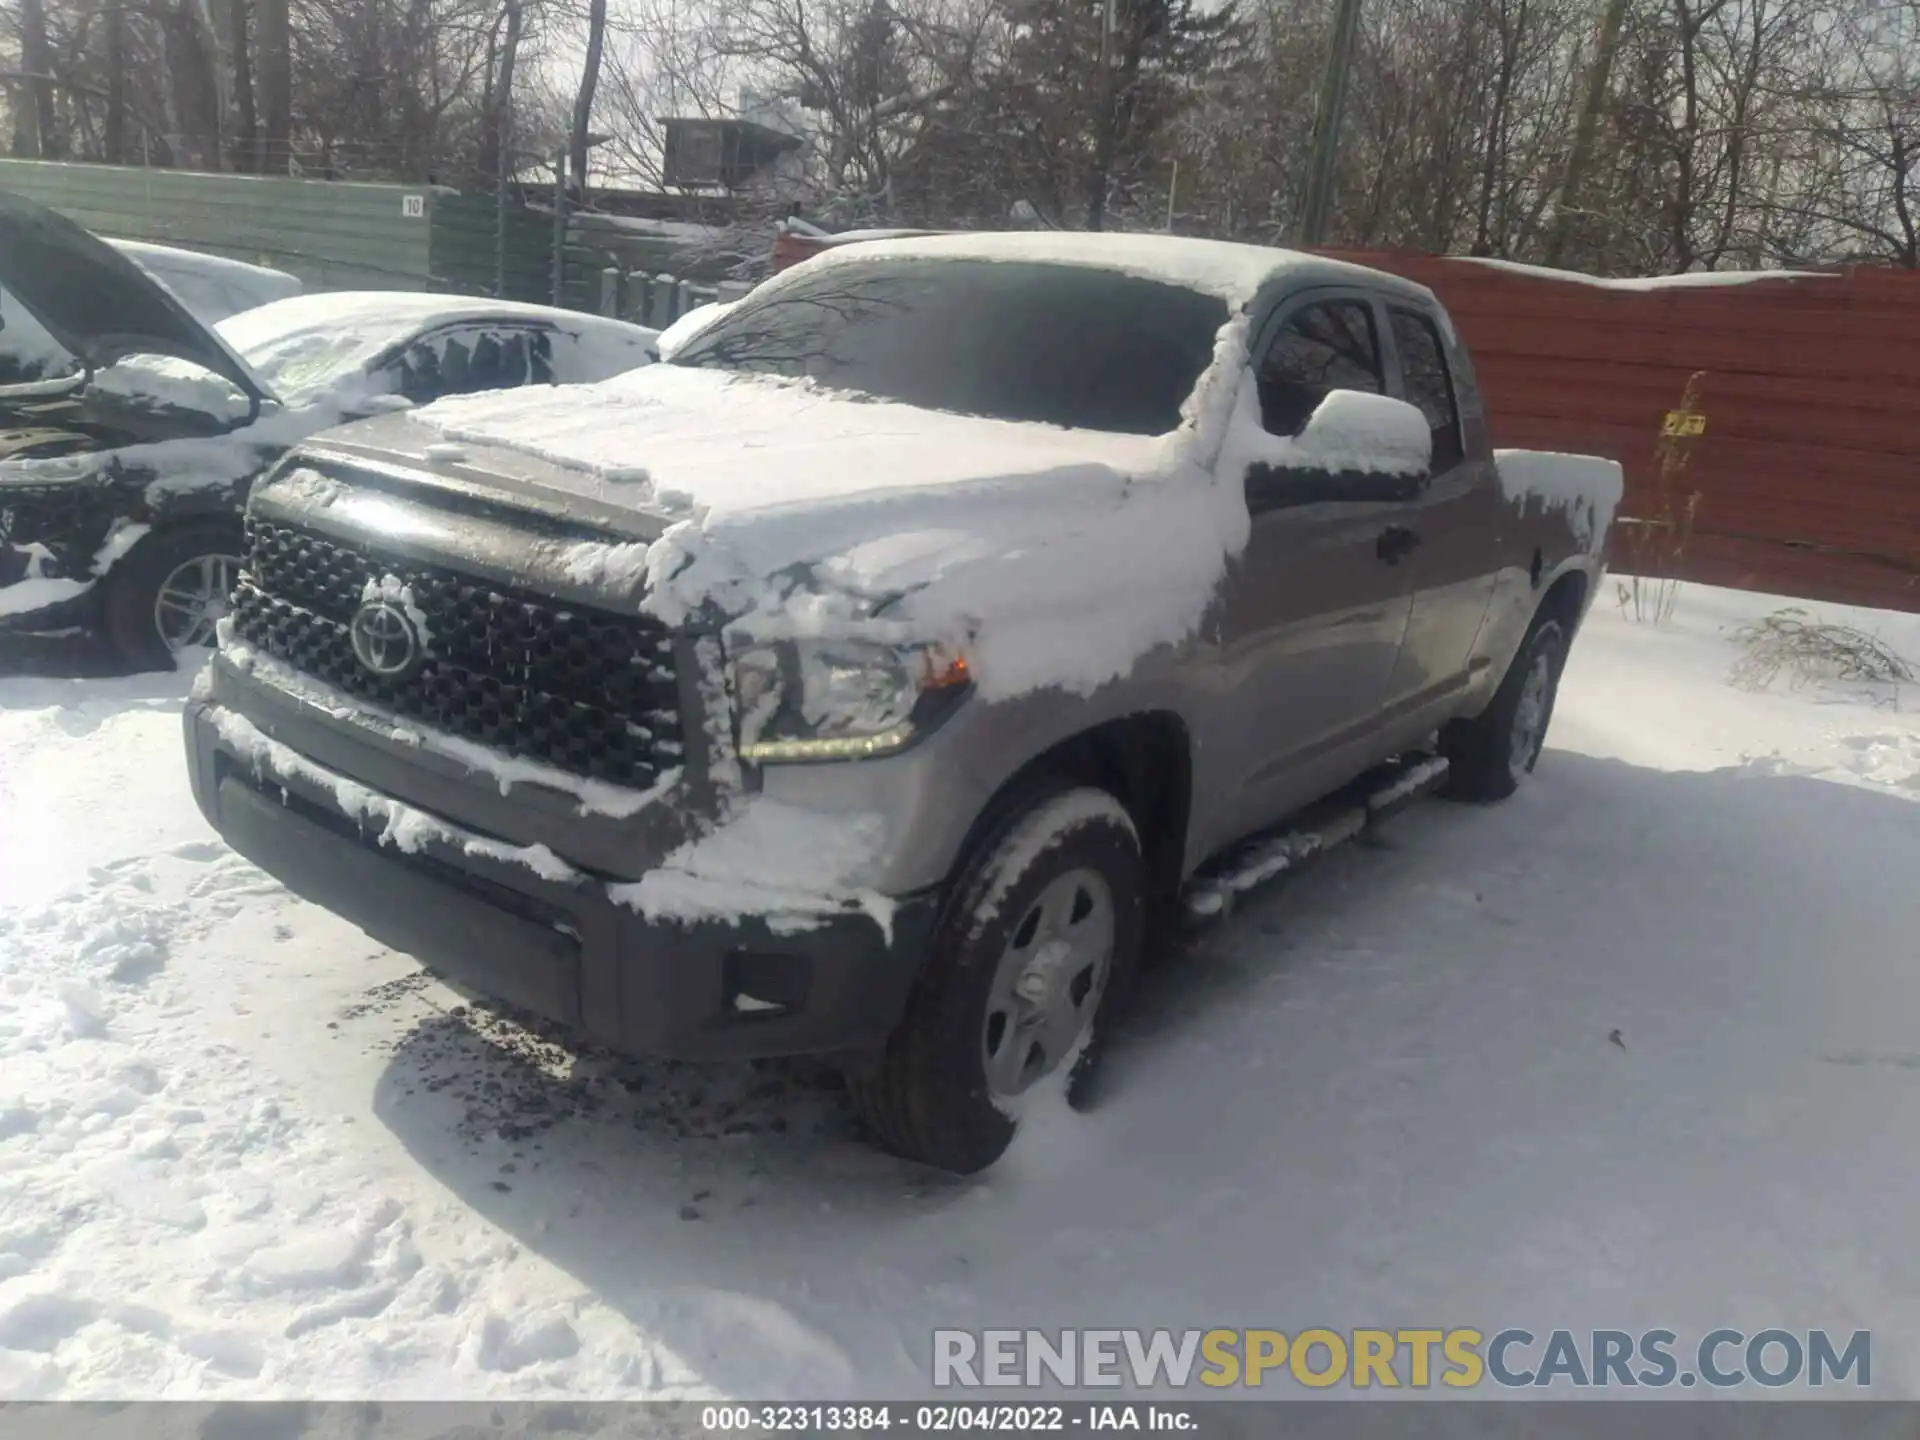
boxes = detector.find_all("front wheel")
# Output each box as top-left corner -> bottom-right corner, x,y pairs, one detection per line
848,786 -> 1145,1174
99,521 -> 245,671
1439,614 -> 1569,802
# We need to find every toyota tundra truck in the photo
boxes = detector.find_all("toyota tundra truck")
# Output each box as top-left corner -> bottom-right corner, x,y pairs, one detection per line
182,232 -> 1623,1173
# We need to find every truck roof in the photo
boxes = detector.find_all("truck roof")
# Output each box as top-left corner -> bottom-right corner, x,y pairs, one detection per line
790,229 -> 1438,309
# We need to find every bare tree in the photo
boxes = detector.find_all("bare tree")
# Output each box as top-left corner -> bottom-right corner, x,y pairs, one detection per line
567,0 -> 609,182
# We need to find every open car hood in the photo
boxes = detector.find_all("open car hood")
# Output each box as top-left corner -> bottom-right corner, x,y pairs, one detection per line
0,190 -> 272,403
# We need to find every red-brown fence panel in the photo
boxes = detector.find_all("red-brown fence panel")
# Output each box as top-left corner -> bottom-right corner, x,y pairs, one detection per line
1320,248 -> 1920,613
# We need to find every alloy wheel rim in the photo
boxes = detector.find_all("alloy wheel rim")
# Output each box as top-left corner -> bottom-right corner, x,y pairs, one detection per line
154,553 -> 242,652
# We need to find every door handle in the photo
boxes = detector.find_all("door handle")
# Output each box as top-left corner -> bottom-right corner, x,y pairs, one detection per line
1376,525 -> 1420,564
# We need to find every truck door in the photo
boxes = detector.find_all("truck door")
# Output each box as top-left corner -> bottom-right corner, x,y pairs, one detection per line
1212,291 -> 1420,840
1377,304 -> 1505,737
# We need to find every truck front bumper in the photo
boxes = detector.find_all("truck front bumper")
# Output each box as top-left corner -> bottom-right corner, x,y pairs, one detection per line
183,696 -> 938,1062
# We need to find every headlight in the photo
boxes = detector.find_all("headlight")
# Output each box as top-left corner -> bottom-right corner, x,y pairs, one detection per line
731,637 -> 971,763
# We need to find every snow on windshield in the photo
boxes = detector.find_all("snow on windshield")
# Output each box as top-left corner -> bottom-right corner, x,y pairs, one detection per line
216,299 -> 417,404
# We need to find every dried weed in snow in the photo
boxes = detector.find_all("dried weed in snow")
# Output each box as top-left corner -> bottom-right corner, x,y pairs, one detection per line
1729,607 -> 1915,692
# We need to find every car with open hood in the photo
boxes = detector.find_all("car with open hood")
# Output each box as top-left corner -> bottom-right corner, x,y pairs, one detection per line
1,235 -> 301,383
0,190 -> 660,666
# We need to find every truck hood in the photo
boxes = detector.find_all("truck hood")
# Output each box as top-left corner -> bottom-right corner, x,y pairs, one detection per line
290,365 -> 1246,700
0,190 -> 270,403
396,363 -> 1175,517
304,364 -> 1183,578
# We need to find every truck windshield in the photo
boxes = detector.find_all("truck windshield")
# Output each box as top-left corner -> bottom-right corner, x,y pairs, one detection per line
667,258 -> 1229,436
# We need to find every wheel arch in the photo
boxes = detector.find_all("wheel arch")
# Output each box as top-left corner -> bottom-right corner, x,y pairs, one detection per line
948,711 -> 1194,923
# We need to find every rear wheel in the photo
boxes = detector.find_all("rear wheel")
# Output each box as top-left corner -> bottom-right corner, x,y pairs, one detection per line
99,520 -> 245,671
848,786 -> 1145,1174
1439,614 -> 1569,802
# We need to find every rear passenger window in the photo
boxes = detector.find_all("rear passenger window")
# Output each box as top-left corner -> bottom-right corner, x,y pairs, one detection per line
1255,301 -> 1382,437
1389,309 -> 1463,468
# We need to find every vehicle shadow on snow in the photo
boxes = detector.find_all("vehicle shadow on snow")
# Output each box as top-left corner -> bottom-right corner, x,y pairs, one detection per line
367,749 -> 1918,1395
0,630 -> 157,679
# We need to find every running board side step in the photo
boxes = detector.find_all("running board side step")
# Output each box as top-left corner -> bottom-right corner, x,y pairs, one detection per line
1181,752 -> 1450,922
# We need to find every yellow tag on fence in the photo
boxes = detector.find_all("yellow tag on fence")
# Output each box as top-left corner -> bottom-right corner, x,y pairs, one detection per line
1663,411 -> 1707,437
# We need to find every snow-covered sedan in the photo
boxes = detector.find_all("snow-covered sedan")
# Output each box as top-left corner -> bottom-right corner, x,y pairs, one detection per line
0,191 -> 659,666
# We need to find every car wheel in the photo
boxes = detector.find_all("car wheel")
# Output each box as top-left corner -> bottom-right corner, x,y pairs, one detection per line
99,520 -> 245,671
847,786 -> 1145,1175
1439,614 -> 1569,802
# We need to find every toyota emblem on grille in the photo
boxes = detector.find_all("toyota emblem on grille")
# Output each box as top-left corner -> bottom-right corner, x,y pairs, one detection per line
349,600 -> 423,679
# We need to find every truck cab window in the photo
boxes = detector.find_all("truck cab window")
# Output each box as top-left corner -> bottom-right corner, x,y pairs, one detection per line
1256,300 -> 1382,437
1390,309 -> 1464,469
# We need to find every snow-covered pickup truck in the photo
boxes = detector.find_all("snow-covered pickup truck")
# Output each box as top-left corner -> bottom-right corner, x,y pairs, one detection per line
183,232 -> 1623,1173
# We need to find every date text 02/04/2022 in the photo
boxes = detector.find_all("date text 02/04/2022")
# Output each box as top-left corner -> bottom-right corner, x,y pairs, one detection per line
698,1404 -> 1200,1432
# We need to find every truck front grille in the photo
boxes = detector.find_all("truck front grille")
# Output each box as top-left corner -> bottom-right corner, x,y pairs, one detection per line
229,518 -> 682,789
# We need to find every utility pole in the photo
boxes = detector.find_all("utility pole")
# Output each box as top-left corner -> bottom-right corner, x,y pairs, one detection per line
495,102 -> 511,299
1296,0 -> 1363,247
1544,0 -> 1630,268
551,147 -> 568,307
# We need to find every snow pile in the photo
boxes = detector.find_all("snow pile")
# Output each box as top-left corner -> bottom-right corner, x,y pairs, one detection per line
610,798 -> 896,937
1495,449 -> 1625,552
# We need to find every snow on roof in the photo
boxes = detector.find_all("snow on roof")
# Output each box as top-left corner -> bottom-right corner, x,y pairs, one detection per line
107,239 -> 301,292
1455,256 -> 1837,291
796,230 -> 1381,305
217,290 -> 651,339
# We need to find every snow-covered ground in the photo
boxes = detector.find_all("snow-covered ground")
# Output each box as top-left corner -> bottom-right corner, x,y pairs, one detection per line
0,582 -> 1916,1400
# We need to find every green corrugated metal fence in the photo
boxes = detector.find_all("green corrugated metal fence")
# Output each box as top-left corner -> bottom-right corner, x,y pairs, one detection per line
0,158 -> 735,316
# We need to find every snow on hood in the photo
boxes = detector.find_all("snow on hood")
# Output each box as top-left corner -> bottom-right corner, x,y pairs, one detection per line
411,315 -> 1258,701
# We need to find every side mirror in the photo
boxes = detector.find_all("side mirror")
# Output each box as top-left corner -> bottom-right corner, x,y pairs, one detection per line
1292,390 -> 1433,481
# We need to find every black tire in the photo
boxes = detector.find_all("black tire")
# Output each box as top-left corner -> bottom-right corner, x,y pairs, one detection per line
98,520 -> 245,671
1439,614 -> 1570,802
848,785 -> 1146,1174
